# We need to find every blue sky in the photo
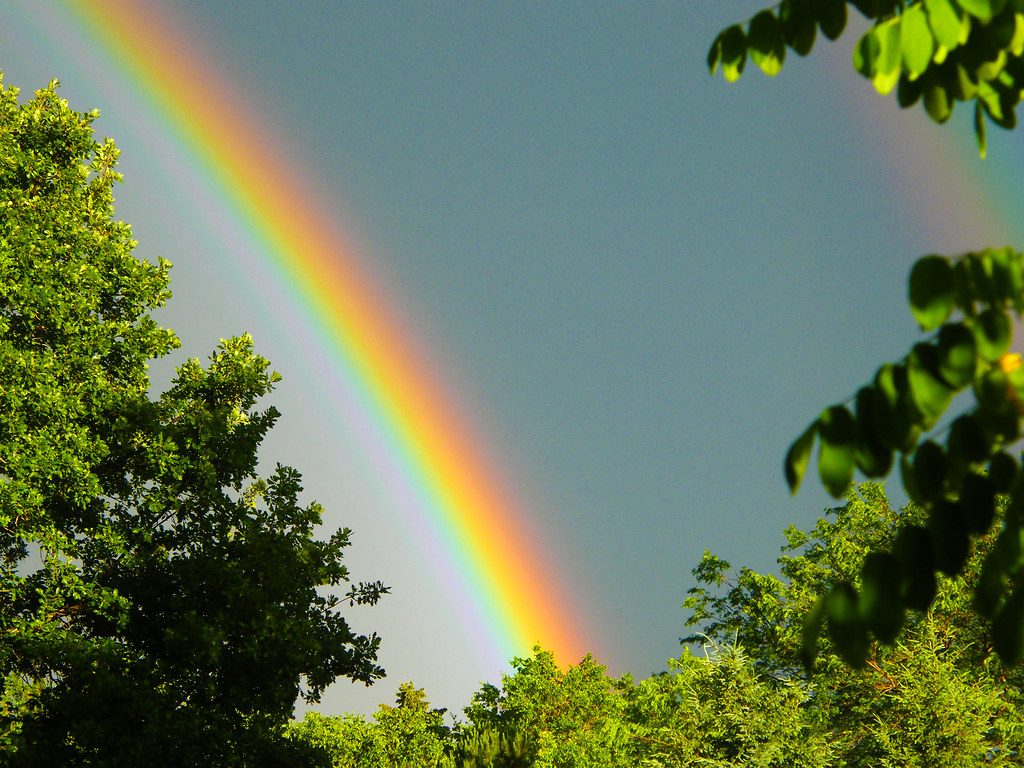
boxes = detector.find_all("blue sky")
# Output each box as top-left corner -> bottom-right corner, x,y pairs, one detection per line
3,1 -> 1019,716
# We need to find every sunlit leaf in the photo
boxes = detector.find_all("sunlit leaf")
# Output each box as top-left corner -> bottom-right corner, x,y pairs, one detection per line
901,6 -> 934,79
908,255 -> 954,330
721,25 -> 747,82
748,10 -> 786,76
958,0 -> 1008,24
925,0 -> 964,50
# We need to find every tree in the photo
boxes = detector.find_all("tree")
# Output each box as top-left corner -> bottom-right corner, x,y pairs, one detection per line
289,683 -> 453,767
709,0 -> 1024,668
684,483 -> 1024,766
0,71 -> 386,764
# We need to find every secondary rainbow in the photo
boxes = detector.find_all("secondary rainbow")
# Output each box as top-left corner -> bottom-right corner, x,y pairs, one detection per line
56,0 -> 588,668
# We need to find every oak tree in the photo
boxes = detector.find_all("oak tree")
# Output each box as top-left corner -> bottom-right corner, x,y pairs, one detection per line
0,71 -> 386,765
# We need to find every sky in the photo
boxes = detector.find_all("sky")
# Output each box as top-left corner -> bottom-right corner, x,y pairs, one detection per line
3,1 -> 1024,717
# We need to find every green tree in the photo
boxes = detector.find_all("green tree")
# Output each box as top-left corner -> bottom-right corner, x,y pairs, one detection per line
684,483 -> 1024,766
710,0 -> 1024,669
289,684 -> 453,768
462,648 -> 625,767
0,72 -> 386,764
622,645 -> 833,768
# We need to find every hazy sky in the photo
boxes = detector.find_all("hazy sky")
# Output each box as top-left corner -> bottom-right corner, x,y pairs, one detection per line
4,1 -> 1022,716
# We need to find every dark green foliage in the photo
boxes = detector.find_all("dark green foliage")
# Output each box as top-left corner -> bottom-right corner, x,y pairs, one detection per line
776,246 -> 1024,666
0,72 -> 386,763
709,0 -> 1024,156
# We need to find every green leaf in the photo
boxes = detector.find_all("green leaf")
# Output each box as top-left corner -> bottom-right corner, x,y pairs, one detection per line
946,414 -> 993,481
721,25 -> 748,82
908,255 -> 954,330
975,551 -> 1007,617
785,420 -> 819,494
819,0 -> 848,40
988,450 -> 1018,493
907,343 -> 955,423
801,595 -> 827,671
873,363 -> 922,452
925,0 -> 964,50
974,308 -> 1012,361
898,71 -> 926,107
894,525 -> 937,611
976,99 -> 988,157
911,439 -> 947,503
924,81 -> 954,122
960,472 -> 996,533
978,79 -> 1017,128
859,552 -> 904,644
853,28 -> 880,78
748,10 -> 786,76
901,7 -> 935,79
826,582 -> 868,668
989,246 -> 1024,313
936,323 -> 976,388
953,257 -> 978,317
818,405 -> 856,497
993,584 -> 1024,665
708,32 -> 723,74
854,387 -> 893,477
928,498 -> 971,576
780,0 -> 817,56
959,0 -> 1008,23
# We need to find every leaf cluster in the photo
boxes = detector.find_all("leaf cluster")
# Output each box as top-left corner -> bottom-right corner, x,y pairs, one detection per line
780,247 -> 1024,668
708,0 -> 1024,156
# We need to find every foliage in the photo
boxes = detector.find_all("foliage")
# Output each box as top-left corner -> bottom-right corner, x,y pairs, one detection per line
684,483 -> 1024,766
458,645 -> 831,768
621,646 -> 832,768
710,1 -> 1024,668
0,72 -> 386,764
708,0 -> 1024,156
289,684 -> 453,767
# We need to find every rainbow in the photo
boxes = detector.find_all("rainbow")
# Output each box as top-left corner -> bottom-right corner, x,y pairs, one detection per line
18,0 -> 589,671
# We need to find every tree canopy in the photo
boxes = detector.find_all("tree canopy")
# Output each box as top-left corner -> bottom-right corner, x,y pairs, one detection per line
0,71 -> 386,764
290,484 -> 1012,767
709,0 -> 1024,669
